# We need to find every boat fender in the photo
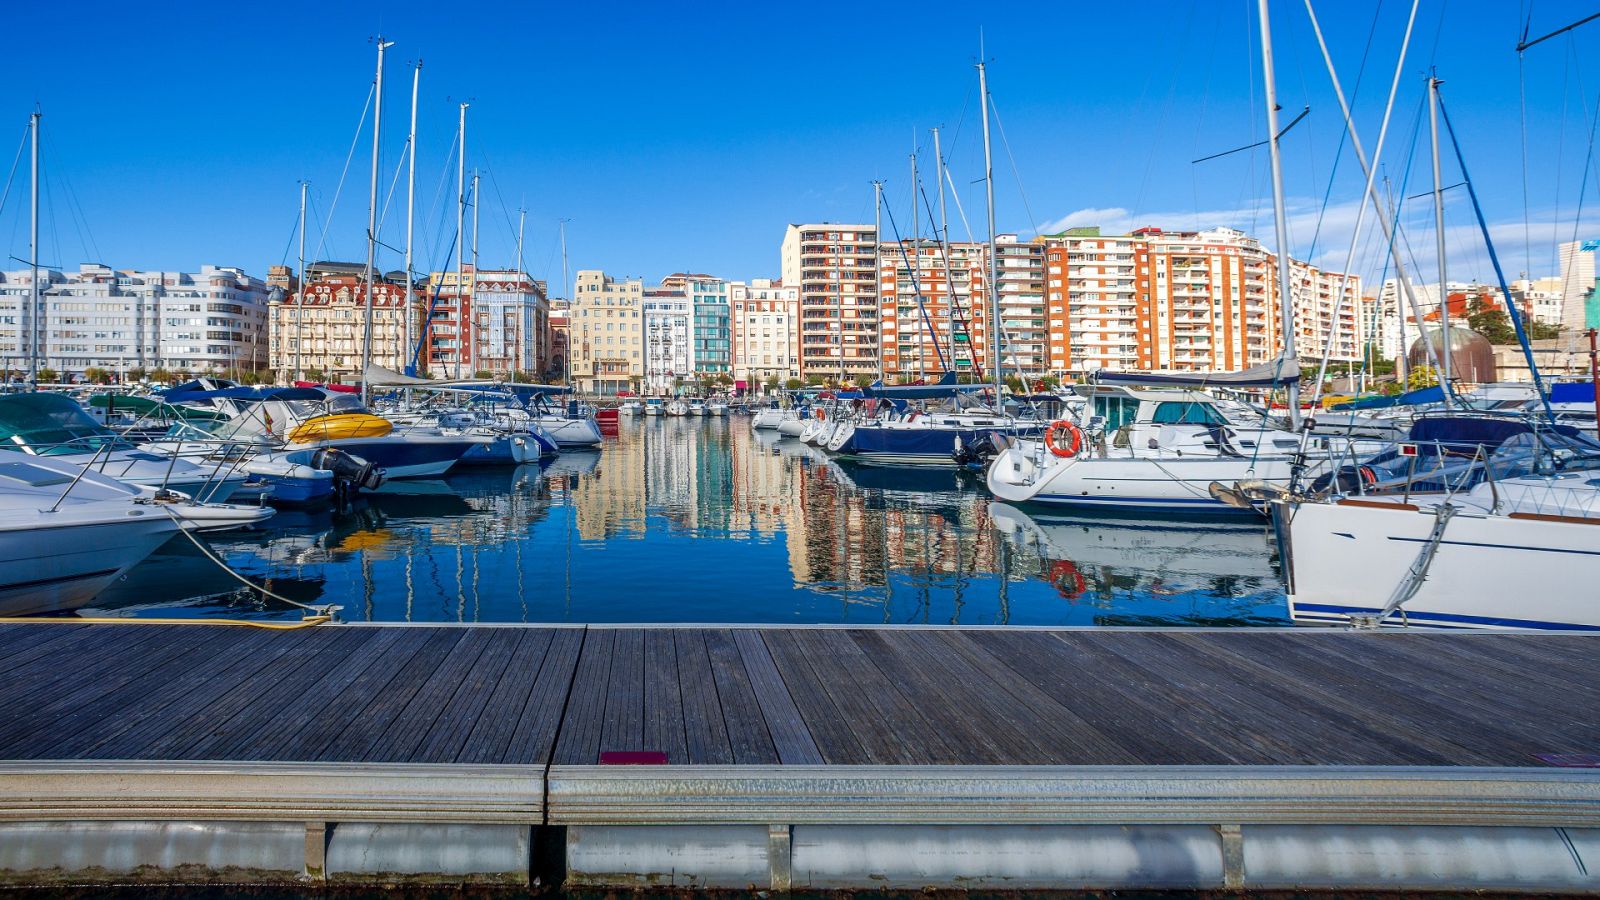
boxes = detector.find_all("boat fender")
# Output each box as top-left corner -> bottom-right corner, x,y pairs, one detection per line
1044,420 -> 1083,458
310,447 -> 386,492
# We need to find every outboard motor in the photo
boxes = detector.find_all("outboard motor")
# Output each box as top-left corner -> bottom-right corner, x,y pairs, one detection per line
310,447 -> 386,493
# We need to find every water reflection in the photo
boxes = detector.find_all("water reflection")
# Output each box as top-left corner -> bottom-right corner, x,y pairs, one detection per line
88,418 -> 1289,625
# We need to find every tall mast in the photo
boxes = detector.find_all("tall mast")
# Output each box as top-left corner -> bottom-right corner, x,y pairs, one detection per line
470,169 -> 480,379
28,109 -> 39,384
361,37 -> 392,405
978,57 -> 1001,402
456,102 -> 469,381
1257,0 -> 1299,429
933,126 -> 952,371
296,179 -> 307,382
516,207 -> 526,379
911,144 -> 923,379
872,180 -> 883,383
1427,72 -> 1453,400
404,59 -> 420,375
560,218 -> 570,385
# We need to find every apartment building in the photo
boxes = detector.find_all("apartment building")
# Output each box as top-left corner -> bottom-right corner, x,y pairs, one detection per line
729,278 -> 799,387
642,283 -> 691,394
780,224 -> 878,380
659,273 -> 731,377
471,269 -> 549,377
0,263 -> 269,379
878,239 -> 984,379
268,263 -> 418,382
1511,277 -> 1565,327
993,236 -> 1050,377
1558,239 -> 1597,331
570,270 -> 644,394
1043,229 -> 1144,372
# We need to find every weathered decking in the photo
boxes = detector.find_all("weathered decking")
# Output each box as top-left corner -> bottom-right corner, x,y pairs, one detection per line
1,622 -> 1598,890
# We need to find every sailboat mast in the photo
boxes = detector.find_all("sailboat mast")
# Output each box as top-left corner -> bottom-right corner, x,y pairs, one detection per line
28,109 -> 39,384
1427,72 -> 1453,399
560,218 -> 570,386
933,126 -> 953,369
978,59 -> 1001,402
516,207 -> 525,379
404,60 -> 420,375
1257,0 -> 1300,430
911,145 -> 922,379
470,169 -> 480,379
296,179 -> 307,383
361,38 -> 392,405
873,180 -> 883,383
456,102 -> 469,382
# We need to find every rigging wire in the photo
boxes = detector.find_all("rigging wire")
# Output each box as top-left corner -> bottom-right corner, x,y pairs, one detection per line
308,82 -> 375,271
0,124 -> 29,224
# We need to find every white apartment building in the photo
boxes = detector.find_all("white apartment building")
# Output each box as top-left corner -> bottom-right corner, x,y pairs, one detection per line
642,285 -> 692,394
472,270 -> 549,377
0,263 -> 269,379
780,224 -> 878,380
1558,239 -> 1597,331
993,236 -> 1049,377
570,270 -> 644,394
729,278 -> 799,388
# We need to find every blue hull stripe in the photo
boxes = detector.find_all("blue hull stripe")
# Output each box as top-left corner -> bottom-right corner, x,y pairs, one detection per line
1293,601 -> 1600,632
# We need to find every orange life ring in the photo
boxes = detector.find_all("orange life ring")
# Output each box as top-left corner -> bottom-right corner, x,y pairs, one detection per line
816,407 -> 826,421
1047,559 -> 1087,599
1044,420 -> 1082,458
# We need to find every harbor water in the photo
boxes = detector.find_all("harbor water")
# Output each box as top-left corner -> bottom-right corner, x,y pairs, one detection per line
88,417 -> 1290,626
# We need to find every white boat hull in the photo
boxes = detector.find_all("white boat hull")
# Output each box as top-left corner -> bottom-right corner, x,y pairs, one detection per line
0,515 -> 177,615
1278,498 -> 1600,631
987,443 -> 1295,514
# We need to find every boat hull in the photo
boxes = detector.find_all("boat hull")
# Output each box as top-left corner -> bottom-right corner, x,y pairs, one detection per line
987,444 -> 1294,514
0,516 -> 178,615
1278,498 -> 1600,631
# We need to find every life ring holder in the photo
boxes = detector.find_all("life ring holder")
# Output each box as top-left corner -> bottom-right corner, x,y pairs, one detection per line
1044,420 -> 1083,458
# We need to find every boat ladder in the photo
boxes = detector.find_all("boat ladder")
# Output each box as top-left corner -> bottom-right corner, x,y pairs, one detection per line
1353,502 -> 1458,629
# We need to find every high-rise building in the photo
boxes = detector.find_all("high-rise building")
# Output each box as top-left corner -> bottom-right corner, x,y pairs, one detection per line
993,236 -> 1050,378
642,282 -> 691,394
1558,239 -> 1598,331
570,269 -> 644,394
268,262 -> 418,382
0,263 -> 269,380
878,238 -> 985,380
729,278 -> 799,389
780,224 -> 879,381
1043,229 -> 1143,373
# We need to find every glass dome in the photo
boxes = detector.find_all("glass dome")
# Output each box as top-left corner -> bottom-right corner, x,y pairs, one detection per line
1407,325 -> 1496,384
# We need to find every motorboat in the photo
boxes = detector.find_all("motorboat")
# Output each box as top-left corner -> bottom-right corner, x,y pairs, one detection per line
687,399 -> 706,417
705,400 -> 729,417
750,402 -> 797,431
644,399 -> 665,417
987,384 -> 1321,515
0,392 -> 249,502
666,400 -> 689,417
620,399 -> 645,416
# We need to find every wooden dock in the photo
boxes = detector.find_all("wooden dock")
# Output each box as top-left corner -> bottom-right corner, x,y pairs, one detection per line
2,622 -> 1598,890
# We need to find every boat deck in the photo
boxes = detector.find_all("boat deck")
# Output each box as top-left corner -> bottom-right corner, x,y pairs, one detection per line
2,622 -> 1598,889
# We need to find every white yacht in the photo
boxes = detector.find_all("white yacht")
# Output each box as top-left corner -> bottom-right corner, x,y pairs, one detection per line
705,399 -> 729,417
665,400 -> 690,417
987,385 -> 1317,514
687,399 -> 706,417
619,399 -> 644,416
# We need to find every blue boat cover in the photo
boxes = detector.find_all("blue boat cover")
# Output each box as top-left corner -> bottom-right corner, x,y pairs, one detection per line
1549,382 -> 1598,404
1331,385 -> 1447,410
1407,415 -> 1578,447
864,371 -> 986,399
161,386 -> 328,403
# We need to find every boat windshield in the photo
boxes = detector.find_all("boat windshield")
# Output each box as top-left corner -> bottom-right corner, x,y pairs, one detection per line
0,393 -> 125,456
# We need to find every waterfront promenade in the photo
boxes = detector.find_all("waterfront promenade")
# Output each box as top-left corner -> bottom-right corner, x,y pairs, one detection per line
1,621 -> 1598,890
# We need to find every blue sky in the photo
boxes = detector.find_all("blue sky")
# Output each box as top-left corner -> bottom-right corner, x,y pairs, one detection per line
1,0 -> 1597,297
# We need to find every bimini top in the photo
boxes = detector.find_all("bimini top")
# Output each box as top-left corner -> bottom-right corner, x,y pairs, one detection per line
160,386 -> 330,404
362,363 -> 570,396
1087,353 -> 1299,389
1330,384 -> 1446,411
0,391 -> 116,452
863,371 -> 988,400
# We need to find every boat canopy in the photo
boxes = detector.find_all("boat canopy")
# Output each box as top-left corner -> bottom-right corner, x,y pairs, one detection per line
863,372 -> 987,399
0,392 -> 116,451
161,386 -> 329,404
1330,384 -> 1446,411
1088,354 -> 1299,389
1407,413 -> 1578,448
362,363 -> 571,396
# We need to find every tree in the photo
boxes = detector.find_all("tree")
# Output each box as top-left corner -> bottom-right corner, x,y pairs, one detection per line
304,368 -> 324,383
1004,374 -> 1025,395
853,374 -> 873,388
716,373 -> 734,387
239,370 -> 263,386
1407,364 -> 1439,390
37,367 -> 58,384
784,377 -> 803,391
473,370 -> 493,379
126,367 -> 147,383
149,367 -> 172,384
1466,296 -> 1516,345
804,373 -> 824,386
83,367 -> 111,385
763,374 -> 780,394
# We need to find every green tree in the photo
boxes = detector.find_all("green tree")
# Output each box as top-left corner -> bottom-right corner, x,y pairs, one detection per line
804,373 -> 824,386
37,367 -> 58,384
83,367 -> 111,385
473,370 -> 493,379
763,374 -> 780,393
239,370 -> 263,385
784,377 -> 803,391
853,374 -> 873,388
149,367 -> 172,384
1466,297 -> 1516,344
1407,364 -> 1439,390
126,367 -> 148,383
1004,374 -> 1025,394
304,368 -> 324,383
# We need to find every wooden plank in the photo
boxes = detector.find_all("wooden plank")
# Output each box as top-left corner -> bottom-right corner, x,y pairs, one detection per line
498,628 -> 585,766
733,630 -> 823,765
199,627 -> 413,761
757,630 -> 866,765
599,629 -> 645,755
0,626 -> 248,758
552,629 -> 613,765
177,627 -> 379,761
413,628 -> 528,764
1092,633 -> 1464,766
641,629 -> 688,765
78,628 -> 315,760
0,625 -> 167,703
672,629 -> 734,765
312,629 -> 467,763
0,623 -> 87,664
921,630 -> 1139,765
789,629 -> 952,765
454,629 -> 556,764
361,629 -> 497,763
119,627 -> 358,760
702,629 -> 779,765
